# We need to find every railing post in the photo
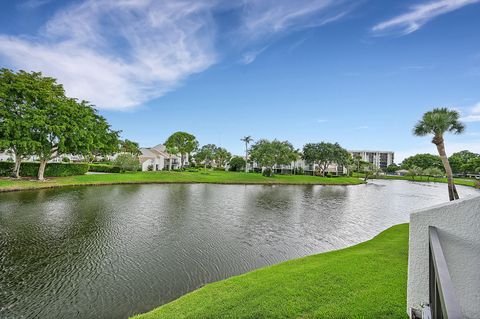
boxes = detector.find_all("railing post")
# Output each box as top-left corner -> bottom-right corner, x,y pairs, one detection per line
428,226 -> 464,319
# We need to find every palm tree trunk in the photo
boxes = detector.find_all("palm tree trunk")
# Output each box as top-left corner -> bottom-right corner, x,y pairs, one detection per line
244,143 -> 248,173
435,137 -> 459,201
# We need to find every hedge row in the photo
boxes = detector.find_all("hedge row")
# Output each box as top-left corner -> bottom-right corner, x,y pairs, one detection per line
0,162 -> 89,177
88,164 -> 121,173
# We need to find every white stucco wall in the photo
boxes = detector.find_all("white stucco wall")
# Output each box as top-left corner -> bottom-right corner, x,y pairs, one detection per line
407,195 -> 480,318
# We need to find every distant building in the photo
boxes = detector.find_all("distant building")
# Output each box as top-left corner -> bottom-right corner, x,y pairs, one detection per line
248,159 -> 346,176
139,144 -> 183,171
349,150 -> 394,169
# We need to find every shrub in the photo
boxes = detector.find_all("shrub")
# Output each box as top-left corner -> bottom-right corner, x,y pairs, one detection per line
114,154 -> 140,173
88,164 -> 121,173
213,167 -> 226,171
0,162 -> 89,177
262,167 -> 273,177
294,167 -> 304,175
229,156 -> 246,172
147,164 -> 154,171
62,157 -> 71,163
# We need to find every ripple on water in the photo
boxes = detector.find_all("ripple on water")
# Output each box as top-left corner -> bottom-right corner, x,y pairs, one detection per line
0,180 -> 478,318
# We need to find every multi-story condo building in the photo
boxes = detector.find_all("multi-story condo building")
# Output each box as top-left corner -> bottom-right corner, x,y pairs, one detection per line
349,150 -> 394,169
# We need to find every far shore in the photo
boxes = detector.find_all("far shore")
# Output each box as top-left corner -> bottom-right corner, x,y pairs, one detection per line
0,170 -> 364,193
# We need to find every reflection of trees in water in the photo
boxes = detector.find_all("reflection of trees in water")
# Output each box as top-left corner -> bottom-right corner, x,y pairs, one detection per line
0,185 -> 148,318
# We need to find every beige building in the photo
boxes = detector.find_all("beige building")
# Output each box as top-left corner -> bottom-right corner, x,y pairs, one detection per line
349,150 -> 394,169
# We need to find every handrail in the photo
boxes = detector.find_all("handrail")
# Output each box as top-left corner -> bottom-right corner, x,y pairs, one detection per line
429,226 -> 464,319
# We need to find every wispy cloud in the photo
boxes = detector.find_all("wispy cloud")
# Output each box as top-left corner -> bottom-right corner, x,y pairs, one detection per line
355,125 -> 369,130
0,0 -> 354,110
372,0 -> 480,36
18,0 -> 55,9
460,102 -> 480,122
241,0 -> 354,39
241,46 -> 269,65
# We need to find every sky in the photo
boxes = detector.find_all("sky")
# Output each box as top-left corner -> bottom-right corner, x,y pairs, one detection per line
0,0 -> 479,162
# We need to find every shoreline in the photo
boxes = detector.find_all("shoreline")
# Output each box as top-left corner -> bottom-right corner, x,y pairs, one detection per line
0,171 -> 365,193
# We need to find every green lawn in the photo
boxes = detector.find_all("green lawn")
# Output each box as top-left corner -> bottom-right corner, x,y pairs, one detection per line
0,170 -> 364,192
132,224 -> 409,319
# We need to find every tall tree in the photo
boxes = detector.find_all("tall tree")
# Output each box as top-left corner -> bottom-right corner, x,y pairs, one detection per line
401,153 -> 443,170
414,108 -> 465,201
32,97 -> 120,180
302,142 -> 350,176
240,136 -> 253,173
195,144 -> 217,171
165,131 -> 198,168
249,139 -> 295,177
214,147 -> 232,168
120,139 -> 141,155
448,150 -> 479,174
0,69 -> 40,178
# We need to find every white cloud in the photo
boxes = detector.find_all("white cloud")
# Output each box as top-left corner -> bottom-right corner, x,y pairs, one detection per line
241,46 -> 269,64
460,102 -> 480,122
0,0 -> 354,110
372,0 -> 480,35
241,0 -> 352,39
0,0 -> 217,110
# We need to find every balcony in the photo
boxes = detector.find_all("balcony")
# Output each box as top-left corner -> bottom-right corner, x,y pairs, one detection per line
407,195 -> 480,318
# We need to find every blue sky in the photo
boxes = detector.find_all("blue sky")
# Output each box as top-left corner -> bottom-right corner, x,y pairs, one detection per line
1,0 -> 480,161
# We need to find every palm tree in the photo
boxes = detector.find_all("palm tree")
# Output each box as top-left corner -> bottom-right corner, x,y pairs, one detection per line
413,108 -> 465,201
240,136 -> 253,173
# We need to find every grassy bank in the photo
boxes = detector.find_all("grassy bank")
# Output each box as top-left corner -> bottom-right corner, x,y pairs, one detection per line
133,224 -> 409,319
0,170 -> 364,192
369,174 -> 478,187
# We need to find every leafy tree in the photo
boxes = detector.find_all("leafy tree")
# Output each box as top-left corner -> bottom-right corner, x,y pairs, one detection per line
120,139 -> 141,155
386,163 -> 400,173
249,139 -> 296,177
406,166 -> 424,180
114,153 -> 140,172
423,167 -> 444,181
401,153 -> 443,170
229,156 -> 246,172
352,154 -> 363,172
358,161 -> 382,181
414,108 -> 465,200
240,136 -> 253,173
0,69 -> 40,178
448,150 -> 480,174
214,147 -> 231,168
302,142 -> 350,177
165,131 -> 198,169
33,98 -> 120,180
195,144 -> 217,171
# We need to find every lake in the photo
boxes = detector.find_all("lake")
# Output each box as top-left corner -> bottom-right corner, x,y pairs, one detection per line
0,180 -> 478,318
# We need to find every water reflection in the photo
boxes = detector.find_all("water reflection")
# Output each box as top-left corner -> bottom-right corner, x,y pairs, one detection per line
0,180 -> 478,318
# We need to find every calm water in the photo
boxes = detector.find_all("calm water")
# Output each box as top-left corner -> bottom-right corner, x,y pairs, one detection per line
0,180 -> 478,318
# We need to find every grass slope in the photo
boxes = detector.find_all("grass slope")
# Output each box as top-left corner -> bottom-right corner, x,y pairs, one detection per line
0,170 -> 363,192
133,224 -> 409,319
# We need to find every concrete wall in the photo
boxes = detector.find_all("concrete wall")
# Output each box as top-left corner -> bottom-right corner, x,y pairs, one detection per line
407,195 -> 480,318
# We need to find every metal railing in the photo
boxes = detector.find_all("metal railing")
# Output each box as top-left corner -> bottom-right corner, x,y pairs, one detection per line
428,226 -> 464,319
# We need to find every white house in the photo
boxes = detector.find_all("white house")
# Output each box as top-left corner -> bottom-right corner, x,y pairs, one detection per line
138,144 -> 183,171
